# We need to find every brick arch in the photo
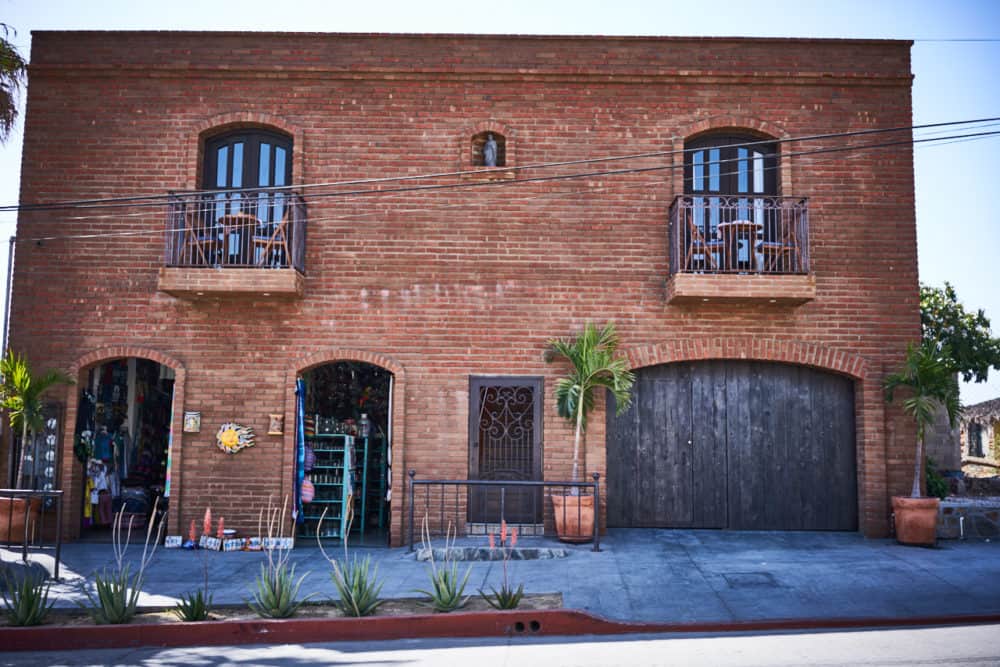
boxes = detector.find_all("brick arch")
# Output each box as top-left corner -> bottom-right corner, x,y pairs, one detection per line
184,111 -> 306,188
284,349 -> 407,545
671,115 -> 793,192
458,119 -> 517,168
293,349 -> 405,379
70,345 -> 186,377
624,337 -> 869,380
60,346 -> 187,541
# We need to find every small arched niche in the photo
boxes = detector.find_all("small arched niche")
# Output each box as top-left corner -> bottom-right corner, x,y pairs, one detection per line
471,131 -> 507,167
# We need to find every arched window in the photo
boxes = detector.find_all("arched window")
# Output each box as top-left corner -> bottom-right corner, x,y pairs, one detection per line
684,134 -> 777,198
682,134 -> 781,271
196,129 -> 294,265
204,129 -> 292,192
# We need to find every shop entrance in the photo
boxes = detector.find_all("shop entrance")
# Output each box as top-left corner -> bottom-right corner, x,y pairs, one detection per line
74,358 -> 174,538
298,361 -> 392,546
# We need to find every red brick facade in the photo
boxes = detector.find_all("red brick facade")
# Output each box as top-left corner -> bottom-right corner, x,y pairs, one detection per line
7,32 -> 919,542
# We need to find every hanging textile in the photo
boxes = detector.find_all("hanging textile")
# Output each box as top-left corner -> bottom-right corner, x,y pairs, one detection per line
163,386 -> 175,498
294,377 -> 306,524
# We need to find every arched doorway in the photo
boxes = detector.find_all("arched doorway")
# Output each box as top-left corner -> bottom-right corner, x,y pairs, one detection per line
297,361 -> 393,546
73,358 -> 175,538
606,360 -> 857,531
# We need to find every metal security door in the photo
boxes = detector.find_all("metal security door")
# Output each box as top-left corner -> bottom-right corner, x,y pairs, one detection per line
468,377 -> 543,524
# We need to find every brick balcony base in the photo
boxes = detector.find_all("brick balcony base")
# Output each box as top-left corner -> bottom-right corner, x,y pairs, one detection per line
666,273 -> 816,305
157,267 -> 304,299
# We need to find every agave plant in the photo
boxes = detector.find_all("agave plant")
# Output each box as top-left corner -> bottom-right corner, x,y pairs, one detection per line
248,496 -> 312,619
1,573 -> 53,626
80,499 -> 164,624
884,341 -> 963,498
173,589 -> 213,622
478,520 -> 524,610
414,516 -> 470,613
317,508 -> 386,618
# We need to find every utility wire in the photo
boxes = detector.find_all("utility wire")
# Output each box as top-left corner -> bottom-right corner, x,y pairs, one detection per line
2,116 -> 999,213
14,128 -> 1000,244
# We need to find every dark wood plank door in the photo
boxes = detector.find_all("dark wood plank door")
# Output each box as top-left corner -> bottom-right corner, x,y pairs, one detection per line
468,377 -> 543,524
607,361 -> 857,531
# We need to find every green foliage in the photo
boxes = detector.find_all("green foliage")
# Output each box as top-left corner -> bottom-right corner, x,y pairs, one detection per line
0,351 -> 73,488
480,582 -> 525,610
547,322 -> 635,481
329,555 -> 385,617
885,341 -> 963,497
0,352 -> 73,437
172,589 -> 212,622
884,341 -> 963,439
920,282 -> 1000,384
416,560 -> 471,613
248,561 -> 310,619
547,322 -> 635,430
79,501 -> 164,625
415,517 -> 471,613
81,565 -> 142,625
925,457 -> 949,501
0,24 -> 27,143
1,573 -> 53,626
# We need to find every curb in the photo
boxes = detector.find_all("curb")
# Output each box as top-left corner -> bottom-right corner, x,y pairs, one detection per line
3,609 -> 1000,652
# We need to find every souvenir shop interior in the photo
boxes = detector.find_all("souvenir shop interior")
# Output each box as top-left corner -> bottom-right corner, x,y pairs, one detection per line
74,358 -> 174,538
298,361 -> 392,546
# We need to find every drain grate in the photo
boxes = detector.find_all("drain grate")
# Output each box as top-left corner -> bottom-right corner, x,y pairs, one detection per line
723,572 -> 779,588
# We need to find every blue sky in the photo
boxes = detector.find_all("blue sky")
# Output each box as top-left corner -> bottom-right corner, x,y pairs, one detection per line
1,0 -> 998,402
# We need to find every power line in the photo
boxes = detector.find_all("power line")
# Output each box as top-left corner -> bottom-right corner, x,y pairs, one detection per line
13,128 -> 1000,244
3,116 -> 999,213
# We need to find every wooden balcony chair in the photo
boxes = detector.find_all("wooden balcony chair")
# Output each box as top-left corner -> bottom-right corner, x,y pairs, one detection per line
684,214 -> 723,271
184,213 -> 218,266
253,214 -> 291,268
757,215 -> 801,273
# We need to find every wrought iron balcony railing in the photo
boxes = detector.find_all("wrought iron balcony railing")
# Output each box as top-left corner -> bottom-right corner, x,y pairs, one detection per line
668,195 -> 809,275
164,189 -> 307,272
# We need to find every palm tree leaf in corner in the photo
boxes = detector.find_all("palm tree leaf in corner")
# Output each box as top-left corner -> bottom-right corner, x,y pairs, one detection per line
0,24 -> 27,144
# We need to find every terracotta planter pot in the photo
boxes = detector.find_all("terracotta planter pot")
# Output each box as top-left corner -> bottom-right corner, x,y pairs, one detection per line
0,496 -> 42,544
892,496 -> 940,546
551,493 -> 594,543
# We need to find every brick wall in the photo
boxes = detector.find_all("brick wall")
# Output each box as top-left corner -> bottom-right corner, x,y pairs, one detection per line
9,32 -> 920,542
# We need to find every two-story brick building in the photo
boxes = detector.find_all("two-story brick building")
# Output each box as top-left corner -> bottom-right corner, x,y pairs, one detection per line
5,32 -> 920,545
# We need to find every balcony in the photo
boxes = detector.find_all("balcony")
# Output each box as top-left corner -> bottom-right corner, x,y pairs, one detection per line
666,195 -> 814,305
157,189 -> 306,299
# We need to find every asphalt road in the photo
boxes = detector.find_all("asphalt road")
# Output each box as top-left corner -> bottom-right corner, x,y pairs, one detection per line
3,623 -> 998,666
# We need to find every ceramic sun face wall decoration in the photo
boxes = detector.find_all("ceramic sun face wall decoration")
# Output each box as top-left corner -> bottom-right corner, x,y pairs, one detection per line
216,422 -> 255,454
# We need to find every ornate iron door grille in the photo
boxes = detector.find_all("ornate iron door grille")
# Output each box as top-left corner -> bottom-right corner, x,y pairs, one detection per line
468,377 -> 543,524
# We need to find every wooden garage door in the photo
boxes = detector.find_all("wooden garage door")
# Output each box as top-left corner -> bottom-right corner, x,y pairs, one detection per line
606,361 -> 857,530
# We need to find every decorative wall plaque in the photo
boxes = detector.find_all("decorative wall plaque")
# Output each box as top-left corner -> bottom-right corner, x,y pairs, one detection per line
267,414 -> 284,435
183,411 -> 201,433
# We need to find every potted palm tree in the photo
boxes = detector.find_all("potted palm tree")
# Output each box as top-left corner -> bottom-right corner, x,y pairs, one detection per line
546,322 -> 634,543
0,351 -> 72,542
884,341 -> 961,546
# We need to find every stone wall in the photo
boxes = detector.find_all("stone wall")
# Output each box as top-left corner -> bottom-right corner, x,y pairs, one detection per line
938,500 -> 1000,540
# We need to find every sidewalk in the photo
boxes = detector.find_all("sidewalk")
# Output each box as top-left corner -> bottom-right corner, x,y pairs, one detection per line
5,529 -> 1000,623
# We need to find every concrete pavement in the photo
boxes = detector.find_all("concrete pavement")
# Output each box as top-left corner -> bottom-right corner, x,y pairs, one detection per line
4,529 -> 1000,623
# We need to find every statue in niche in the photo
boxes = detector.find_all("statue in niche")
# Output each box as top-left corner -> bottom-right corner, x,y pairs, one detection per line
483,133 -> 498,167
